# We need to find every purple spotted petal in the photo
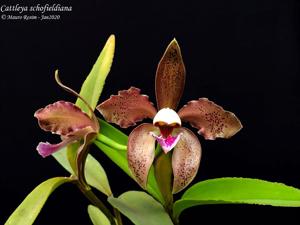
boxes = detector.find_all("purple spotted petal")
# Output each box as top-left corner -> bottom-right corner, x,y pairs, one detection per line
151,132 -> 181,154
172,127 -> 201,194
37,136 -> 79,158
97,87 -> 157,128
127,123 -> 157,189
178,98 -> 242,140
155,39 -> 186,110
34,101 -> 97,136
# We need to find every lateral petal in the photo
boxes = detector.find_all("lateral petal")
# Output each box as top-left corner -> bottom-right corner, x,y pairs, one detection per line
97,87 -> 157,128
127,123 -> 157,189
178,98 -> 242,140
172,128 -> 201,194
34,101 -> 97,136
155,39 -> 186,110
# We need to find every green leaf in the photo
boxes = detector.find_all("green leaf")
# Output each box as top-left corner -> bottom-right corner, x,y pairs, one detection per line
5,177 -> 71,225
53,147 -> 112,196
53,147 -> 73,173
66,142 -> 80,173
99,118 -> 127,145
108,191 -> 174,225
76,35 -> 115,115
87,205 -> 111,225
173,177 -> 300,220
94,141 -> 129,175
85,153 -> 112,196
94,120 -> 163,202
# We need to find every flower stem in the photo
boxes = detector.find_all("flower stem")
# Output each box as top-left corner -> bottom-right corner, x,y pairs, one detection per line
113,208 -> 123,225
76,181 -> 116,225
173,217 -> 180,225
95,133 -> 127,150
76,134 -> 94,188
75,134 -> 118,225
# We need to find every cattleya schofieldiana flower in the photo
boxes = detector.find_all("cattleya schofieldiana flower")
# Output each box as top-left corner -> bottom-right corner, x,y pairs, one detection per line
97,40 -> 242,193
34,71 -> 99,158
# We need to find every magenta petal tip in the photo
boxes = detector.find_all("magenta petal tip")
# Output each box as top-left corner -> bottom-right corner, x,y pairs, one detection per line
36,142 -> 60,158
36,138 -> 75,158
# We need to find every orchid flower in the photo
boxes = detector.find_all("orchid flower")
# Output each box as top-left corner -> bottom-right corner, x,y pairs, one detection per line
97,40 -> 242,193
34,71 -> 99,158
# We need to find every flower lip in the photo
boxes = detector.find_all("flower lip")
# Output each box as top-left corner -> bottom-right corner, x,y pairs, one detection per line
34,71 -> 99,158
150,131 -> 182,154
153,108 -> 181,127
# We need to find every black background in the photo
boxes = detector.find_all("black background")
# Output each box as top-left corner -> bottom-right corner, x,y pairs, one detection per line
1,0 -> 300,224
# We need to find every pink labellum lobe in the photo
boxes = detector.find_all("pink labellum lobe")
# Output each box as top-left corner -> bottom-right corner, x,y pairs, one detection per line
151,132 -> 181,154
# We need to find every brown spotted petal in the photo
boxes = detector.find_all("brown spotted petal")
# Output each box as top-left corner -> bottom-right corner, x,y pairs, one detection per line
97,87 -> 157,128
155,39 -> 186,110
172,128 -> 201,194
34,101 -> 97,136
178,98 -> 242,140
127,123 -> 157,189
